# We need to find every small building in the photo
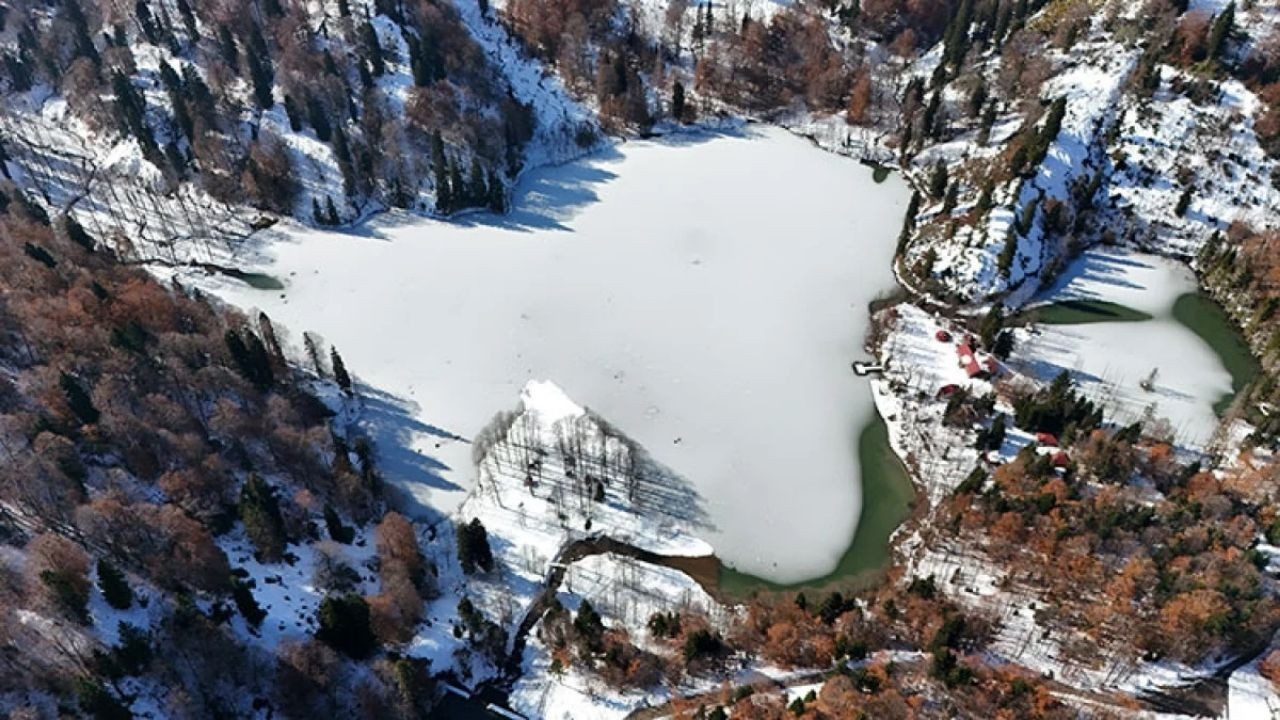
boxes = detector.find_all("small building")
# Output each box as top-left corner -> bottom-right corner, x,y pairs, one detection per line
956,343 -> 982,378
1052,451 -> 1071,468
983,356 -> 999,375
937,383 -> 961,399
935,329 -> 952,342
1035,432 -> 1059,446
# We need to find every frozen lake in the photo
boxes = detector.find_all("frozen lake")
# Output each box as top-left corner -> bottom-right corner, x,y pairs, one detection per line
199,126 -> 910,582
1017,248 -> 1239,448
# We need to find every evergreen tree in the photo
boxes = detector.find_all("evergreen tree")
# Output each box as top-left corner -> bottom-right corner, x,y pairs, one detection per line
239,474 -> 288,561
41,568 -> 90,624
232,575 -> 267,627
330,346 -> 353,394
76,679 -> 130,720
330,125 -> 356,195
1175,187 -> 1193,217
325,196 -> 340,225
324,504 -> 355,543
245,24 -> 275,109
217,25 -> 239,72
456,518 -> 494,574
224,328 -> 274,391
672,80 -> 686,121
431,132 -> 451,212
1208,3 -> 1235,62
316,593 -> 378,658
307,95 -> 332,142
486,169 -> 505,213
97,559 -> 133,610
466,158 -> 484,206
928,161 -> 949,199
60,372 -> 100,425
25,242 -> 56,267
979,303 -> 1004,348
284,94 -> 303,132
360,21 -> 385,76
64,213 -> 96,252
573,599 -> 604,645
997,233 -> 1019,276
312,197 -> 326,225
942,182 -> 959,214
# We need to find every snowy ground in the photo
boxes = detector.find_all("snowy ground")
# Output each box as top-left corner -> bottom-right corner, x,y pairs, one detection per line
190,126 -> 910,583
1014,248 -> 1234,448
509,551 -> 732,720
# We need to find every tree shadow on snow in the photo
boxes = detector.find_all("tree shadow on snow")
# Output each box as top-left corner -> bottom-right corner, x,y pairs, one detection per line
1035,248 -> 1155,303
356,383 -> 467,519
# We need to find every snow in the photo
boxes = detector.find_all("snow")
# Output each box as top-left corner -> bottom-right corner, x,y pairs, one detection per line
509,552 -> 731,720
191,126 -> 910,583
1226,638 -> 1280,720
1014,248 -> 1235,448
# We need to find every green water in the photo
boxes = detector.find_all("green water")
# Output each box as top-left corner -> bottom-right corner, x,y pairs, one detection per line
872,165 -> 892,184
1025,299 -> 1153,325
718,415 -> 914,597
237,271 -> 285,290
1172,293 -> 1261,414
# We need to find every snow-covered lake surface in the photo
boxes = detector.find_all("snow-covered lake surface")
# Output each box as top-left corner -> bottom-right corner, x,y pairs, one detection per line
195,126 -> 910,583
1016,248 -> 1235,448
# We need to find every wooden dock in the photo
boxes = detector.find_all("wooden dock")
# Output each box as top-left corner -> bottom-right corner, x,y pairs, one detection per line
852,360 -> 885,376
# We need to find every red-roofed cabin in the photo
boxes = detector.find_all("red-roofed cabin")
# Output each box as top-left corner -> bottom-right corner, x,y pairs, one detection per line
1035,432 -> 1059,446
1052,451 -> 1071,468
983,356 -> 999,374
956,344 -> 982,377
935,329 -> 952,342
937,383 -> 961,398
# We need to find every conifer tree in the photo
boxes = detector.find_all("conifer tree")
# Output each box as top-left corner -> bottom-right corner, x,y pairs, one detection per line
456,518 -> 494,574
245,24 -> 275,109
97,559 -> 133,610
360,22 -> 385,76
1208,3 -> 1235,62
325,196 -> 340,225
60,372 -> 100,425
239,474 -> 288,561
331,346 -> 353,395
672,80 -> 686,121
316,593 -> 377,658
928,161 -> 949,199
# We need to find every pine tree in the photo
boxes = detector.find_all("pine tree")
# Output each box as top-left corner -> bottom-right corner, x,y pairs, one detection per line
1175,187 -> 1193,217
998,233 -> 1019,275
239,474 -> 288,561
232,574 -> 267,627
218,25 -> 239,72
672,80 -> 686,122
486,169 -> 505,213
312,197 -> 326,225
60,372 -> 100,425
316,593 -> 378,658
307,95 -> 332,142
284,94 -> 303,132
928,161 -> 949,199
456,518 -> 494,574
325,196 -> 341,225
330,346 -> 353,394
64,214 -> 96,252
432,132 -> 451,212
1208,3 -> 1235,62
245,24 -> 275,109
97,559 -> 133,610
360,21 -> 385,76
